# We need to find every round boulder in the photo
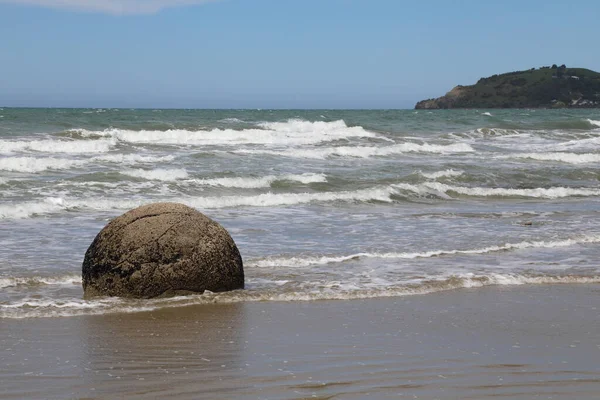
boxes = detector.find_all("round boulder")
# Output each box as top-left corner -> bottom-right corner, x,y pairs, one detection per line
82,202 -> 244,298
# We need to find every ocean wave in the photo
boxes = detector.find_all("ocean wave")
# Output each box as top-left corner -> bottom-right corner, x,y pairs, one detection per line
0,138 -> 116,155
55,179 -> 157,191
249,235 -> 600,268
92,154 -> 176,164
394,182 -> 600,199
66,120 -> 378,147
0,156 -> 87,173
185,187 -> 395,209
533,136 -> 600,152
449,128 -> 521,139
234,142 -> 474,159
536,119 -> 600,131
420,169 -> 464,180
0,274 -> 81,289
0,197 -> 72,219
186,173 -> 327,188
508,152 -> 600,164
447,122 -> 600,142
121,168 -> 189,182
4,179 -> 599,220
0,186 -> 396,219
588,119 -> 600,127
2,273 -> 598,319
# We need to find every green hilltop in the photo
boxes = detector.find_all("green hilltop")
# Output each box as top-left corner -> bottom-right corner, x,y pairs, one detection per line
415,65 -> 600,109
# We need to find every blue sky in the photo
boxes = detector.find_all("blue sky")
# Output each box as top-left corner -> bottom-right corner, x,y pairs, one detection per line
0,0 -> 599,109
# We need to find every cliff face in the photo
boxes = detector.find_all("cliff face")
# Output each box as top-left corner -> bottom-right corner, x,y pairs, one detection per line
415,65 -> 600,109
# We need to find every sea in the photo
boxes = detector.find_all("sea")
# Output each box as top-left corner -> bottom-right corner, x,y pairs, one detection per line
1,108 -> 600,319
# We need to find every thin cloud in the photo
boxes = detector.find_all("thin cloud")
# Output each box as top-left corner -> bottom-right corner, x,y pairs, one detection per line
0,0 -> 217,15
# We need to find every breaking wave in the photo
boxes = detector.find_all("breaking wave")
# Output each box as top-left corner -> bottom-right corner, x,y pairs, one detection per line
67,119 -> 379,146
508,152 -> 600,164
2,272 -> 598,319
0,186 -> 395,219
0,153 -> 179,174
0,156 -> 87,173
4,179 -> 600,220
185,187 -> 394,209
249,235 -> 600,268
0,274 -> 81,289
234,142 -> 474,159
187,173 -> 327,188
394,182 -> 600,199
0,197 -> 73,219
420,169 -> 464,179
92,154 -> 176,164
588,119 -> 600,127
116,170 -> 323,186
0,138 -> 116,155
121,168 -> 189,181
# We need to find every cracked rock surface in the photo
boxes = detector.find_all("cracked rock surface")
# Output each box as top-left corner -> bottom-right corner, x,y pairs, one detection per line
82,203 -> 244,298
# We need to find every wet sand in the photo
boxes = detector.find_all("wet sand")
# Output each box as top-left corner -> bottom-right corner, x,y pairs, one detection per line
2,284 -> 599,399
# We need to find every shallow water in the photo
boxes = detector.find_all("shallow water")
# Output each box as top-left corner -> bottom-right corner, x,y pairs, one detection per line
1,108 -> 600,318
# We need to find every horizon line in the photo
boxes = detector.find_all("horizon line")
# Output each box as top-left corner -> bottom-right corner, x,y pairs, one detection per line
0,106 -> 417,111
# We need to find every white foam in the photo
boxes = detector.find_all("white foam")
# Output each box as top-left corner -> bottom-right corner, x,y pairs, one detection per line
0,297 -> 131,318
2,178 -> 598,220
0,138 -> 115,155
588,119 -> 600,127
70,120 -> 378,147
391,183 -> 454,199
0,197 -> 147,220
234,142 -> 474,159
0,156 -> 87,173
279,173 -> 327,184
188,173 -> 327,188
249,235 -> 600,268
56,181 -> 157,193
121,168 -> 189,181
421,169 -> 464,179
0,197 -> 71,219
259,119 -> 365,135
186,186 -> 395,209
0,141 -> 30,154
0,185 -> 395,220
0,274 -> 81,289
92,154 -> 175,164
2,273 -> 599,318
219,117 -> 244,123
482,112 -> 493,116
434,273 -> 600,289
536,137 -> 600,152
395,182 -> 600,199
508,152 -> 600,164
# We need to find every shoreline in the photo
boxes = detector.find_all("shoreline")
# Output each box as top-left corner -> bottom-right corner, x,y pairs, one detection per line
2,283 -> 599,399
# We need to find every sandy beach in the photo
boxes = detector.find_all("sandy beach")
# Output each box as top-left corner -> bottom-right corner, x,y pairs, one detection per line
2,284 -> 599,399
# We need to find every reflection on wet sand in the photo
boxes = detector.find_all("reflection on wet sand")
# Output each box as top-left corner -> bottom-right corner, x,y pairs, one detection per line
80,303 -> 249,398
1,285 -> 600,399
1,303 -> 249,399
